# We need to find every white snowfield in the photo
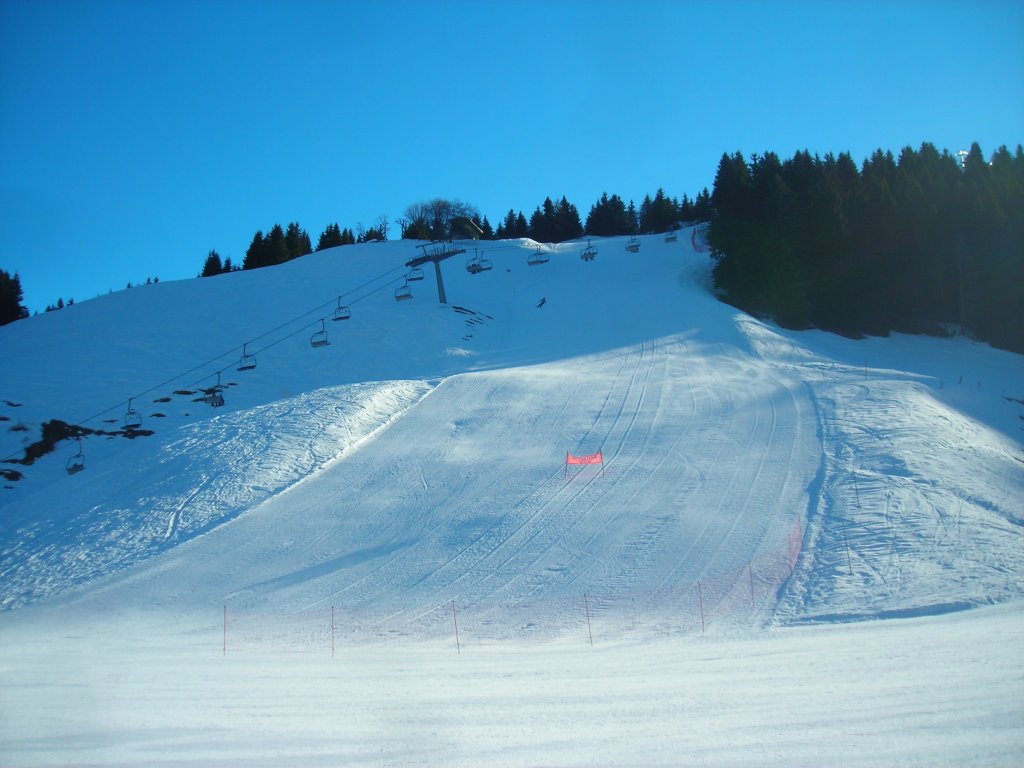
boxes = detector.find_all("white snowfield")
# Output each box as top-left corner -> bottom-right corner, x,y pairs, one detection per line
1,230 -> 1022,766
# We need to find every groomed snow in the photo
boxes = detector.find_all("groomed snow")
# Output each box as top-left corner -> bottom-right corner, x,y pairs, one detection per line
1,229 -> 1022,765
1,601 -> 1022,768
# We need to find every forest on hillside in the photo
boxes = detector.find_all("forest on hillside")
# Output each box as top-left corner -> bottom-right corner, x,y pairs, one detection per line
708,142 -> 1024,353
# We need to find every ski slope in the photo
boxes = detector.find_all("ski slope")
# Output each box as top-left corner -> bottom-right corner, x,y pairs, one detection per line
1,229 -> 1022,765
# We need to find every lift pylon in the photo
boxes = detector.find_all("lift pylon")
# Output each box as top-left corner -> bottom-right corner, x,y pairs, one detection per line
405,242 -> 467,305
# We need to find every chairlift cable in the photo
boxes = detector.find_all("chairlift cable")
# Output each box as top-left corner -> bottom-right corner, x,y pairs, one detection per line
5,238 -> 579,467
66,264 -> 408,429
0,260 -> 414,467
194,269 -> 411,384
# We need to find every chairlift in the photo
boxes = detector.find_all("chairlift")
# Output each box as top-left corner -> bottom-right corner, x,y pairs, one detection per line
406,267 -> 425,282
580,240 -> 598,261
65,437 -> 85,475
528,247 -> 549,266
332,298 -> 351,321
394,280 -> 413,302
238,343 -> 257,371
203,372 -> 226,407
310,319 -> 331,348
124,399 -> 142,430
466,253 -> 493,274
625,236 -> 641,253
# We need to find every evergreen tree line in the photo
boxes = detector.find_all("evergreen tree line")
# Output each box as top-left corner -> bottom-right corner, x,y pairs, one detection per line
242,222 -> 313,271
708,142 -> 1024,353
200,188 -> 712,280
492,189 -> 713,241
44,297 -> 74,312
201,220 -> 381,277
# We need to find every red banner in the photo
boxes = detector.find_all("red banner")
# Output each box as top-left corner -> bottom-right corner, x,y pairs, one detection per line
566,451 -> 603,465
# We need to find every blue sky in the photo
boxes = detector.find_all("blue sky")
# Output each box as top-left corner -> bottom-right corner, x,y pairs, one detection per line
2,0 -> 1021,314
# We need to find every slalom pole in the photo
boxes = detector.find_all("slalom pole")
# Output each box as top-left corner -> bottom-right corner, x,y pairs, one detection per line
584,593 -> 594,647
697,581 -> 705,634
748,562 -> 755,606
452,600 -> 461,655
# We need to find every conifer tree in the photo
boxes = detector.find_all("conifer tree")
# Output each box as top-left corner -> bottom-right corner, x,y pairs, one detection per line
693,188 -> 714,220
554,197 -> 583,241
479,215 -> 494,239
0,269 -> 29,325
285,222 -> 312,260
497,209 -> 516,239
514,211 -> 529,238
584,193 -> 633,236
528,199 -> 557,243
639,188 -> 678,233
679,194 -> 696,222
200,250 -> 224,277
242,230 -> 266,270
263,224 -> 289,266
316,223 -> 344,251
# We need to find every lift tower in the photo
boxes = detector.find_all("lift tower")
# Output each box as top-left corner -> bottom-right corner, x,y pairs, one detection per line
405,242 -> 467,304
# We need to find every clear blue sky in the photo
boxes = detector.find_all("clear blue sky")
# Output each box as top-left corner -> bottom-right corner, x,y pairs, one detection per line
2,0 -> 1021,314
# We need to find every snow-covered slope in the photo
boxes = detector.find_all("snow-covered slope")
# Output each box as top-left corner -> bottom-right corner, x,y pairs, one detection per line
1,230 -> 1022,766
2,231 -> 1020,625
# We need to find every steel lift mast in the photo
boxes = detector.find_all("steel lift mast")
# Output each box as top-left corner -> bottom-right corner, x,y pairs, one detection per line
405,242 -> 467,305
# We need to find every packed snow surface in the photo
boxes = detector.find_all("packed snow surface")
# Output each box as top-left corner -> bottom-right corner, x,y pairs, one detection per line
1,231 -> 1022,765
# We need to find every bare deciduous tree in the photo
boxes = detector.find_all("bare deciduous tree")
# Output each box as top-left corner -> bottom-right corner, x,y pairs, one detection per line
402,198 -> 480,240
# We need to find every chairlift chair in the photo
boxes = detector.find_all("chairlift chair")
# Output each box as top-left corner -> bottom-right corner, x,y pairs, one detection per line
65,438 -> 85,475
527,248 -> 549,266
406,267 -> 425,282
332,299 -> 351,321
124,399 -> 142,430
238,343 -> 257,371
310,319 -> 331,348
580,240 -> 598,261
625,236 -> 641,253
466,253 -> 493,274
394,280 -> 413,301
203,372 -> 226,407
